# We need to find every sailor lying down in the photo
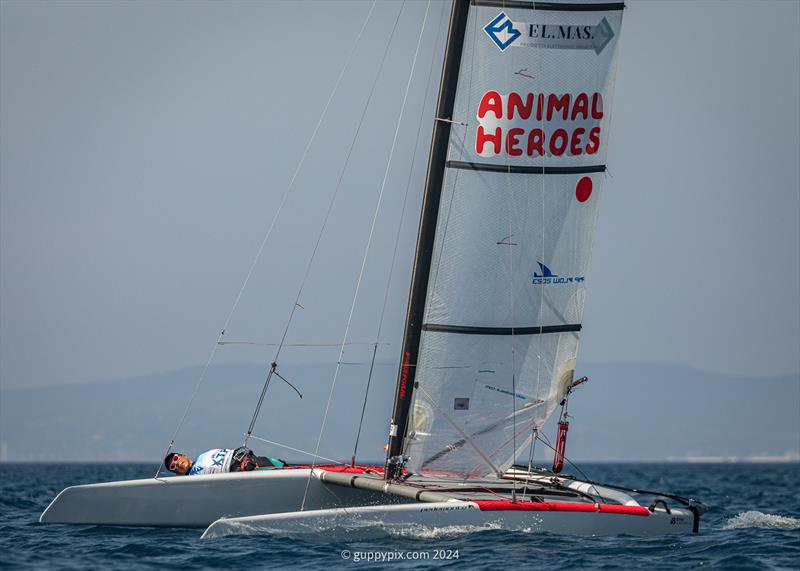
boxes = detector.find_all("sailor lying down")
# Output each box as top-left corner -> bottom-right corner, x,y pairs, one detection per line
164,447 -> 286,475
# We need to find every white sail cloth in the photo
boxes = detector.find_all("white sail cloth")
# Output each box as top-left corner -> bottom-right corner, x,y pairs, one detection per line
403,0 -> 624,476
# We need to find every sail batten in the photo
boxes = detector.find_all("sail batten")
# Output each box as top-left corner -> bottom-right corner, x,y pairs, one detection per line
446,160 -> 606,174
422,324 -> 581,335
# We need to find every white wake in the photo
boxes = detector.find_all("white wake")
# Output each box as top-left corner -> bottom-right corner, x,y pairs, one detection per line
723,511 -> 800,530
202,517 -> 506,540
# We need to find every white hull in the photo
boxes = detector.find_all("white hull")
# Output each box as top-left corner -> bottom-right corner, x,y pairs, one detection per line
40,468 -> 399,527
41,466 -> 703,536
202,501 -> 694,539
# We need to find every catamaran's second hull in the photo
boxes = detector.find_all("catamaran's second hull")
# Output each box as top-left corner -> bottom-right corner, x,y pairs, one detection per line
201,501 -> 695,539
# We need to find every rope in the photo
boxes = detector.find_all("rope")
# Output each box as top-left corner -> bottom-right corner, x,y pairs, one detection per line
521,427 -> 537,500
350,0 -> 446,466
242,0 -> 401,447
351,342 -> 379,466
153,0 -> 378,479
536,430 -> 606,503
301,0 -> 431,511
417,384 -> 502,477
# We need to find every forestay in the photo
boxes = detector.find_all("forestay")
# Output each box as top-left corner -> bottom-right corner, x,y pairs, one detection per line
402,0 -> 624,476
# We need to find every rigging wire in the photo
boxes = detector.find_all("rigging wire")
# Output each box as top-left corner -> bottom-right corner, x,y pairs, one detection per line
520,427 -> 538,500
535,430 -> 607,503
301,0 -> 432,510
500,0 -> 521,501
351,343 -> 379,466
350,0 -> 446,467
242,1 -> 406,448
153,0 -> 378,479
529,0 -> 548,459
247,434 -> 343,465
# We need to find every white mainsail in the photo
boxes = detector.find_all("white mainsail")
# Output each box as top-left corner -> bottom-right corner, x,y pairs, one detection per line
402,0 -> 624,476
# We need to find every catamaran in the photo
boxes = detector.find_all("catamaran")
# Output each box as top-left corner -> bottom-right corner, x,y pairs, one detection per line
41,0 -> 706,537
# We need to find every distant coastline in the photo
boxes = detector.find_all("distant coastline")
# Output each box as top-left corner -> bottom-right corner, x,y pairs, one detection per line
1,362 -> 798,463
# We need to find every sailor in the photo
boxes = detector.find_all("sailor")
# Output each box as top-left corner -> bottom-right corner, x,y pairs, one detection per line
164,447 -> 286,476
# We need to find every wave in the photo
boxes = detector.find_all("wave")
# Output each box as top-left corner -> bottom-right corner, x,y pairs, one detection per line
384,521 -> 503,540
723,511 -> 800,530
202,517 -> 505,541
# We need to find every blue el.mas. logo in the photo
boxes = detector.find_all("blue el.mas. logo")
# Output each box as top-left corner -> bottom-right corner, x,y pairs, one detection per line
484,12 -> 521,51
532,262 -> 585,285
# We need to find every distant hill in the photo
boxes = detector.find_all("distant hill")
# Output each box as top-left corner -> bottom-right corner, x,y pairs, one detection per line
1,362 -> 797,463
566,363 -> 799,462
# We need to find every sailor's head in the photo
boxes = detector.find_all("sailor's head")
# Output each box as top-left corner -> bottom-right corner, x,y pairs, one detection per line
164,452 -> 192,475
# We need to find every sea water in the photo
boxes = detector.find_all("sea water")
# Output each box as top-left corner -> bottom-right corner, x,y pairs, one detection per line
1,463 -> 798,570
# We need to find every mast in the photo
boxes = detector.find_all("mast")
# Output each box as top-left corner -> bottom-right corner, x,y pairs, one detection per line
385,0 -> 470,480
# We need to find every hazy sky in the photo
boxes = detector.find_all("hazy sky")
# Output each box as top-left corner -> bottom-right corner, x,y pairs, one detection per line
1,0 -> 798,392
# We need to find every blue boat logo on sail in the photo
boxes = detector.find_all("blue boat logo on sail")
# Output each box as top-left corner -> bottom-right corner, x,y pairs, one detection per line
484,12 -> 522,51
532,262 -> 584,285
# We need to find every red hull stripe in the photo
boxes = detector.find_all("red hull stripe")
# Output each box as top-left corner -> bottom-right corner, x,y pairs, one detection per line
474,500 -> 649,516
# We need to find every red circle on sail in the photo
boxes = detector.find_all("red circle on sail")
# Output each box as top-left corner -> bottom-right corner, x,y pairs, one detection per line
576,177 -> 592,202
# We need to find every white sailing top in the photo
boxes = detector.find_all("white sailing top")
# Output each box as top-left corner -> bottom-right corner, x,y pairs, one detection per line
188,448 -> 234,475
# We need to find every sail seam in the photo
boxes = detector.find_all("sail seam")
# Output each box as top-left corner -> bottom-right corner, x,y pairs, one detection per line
422,323 -> 581,335
446,161 -> 606,174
